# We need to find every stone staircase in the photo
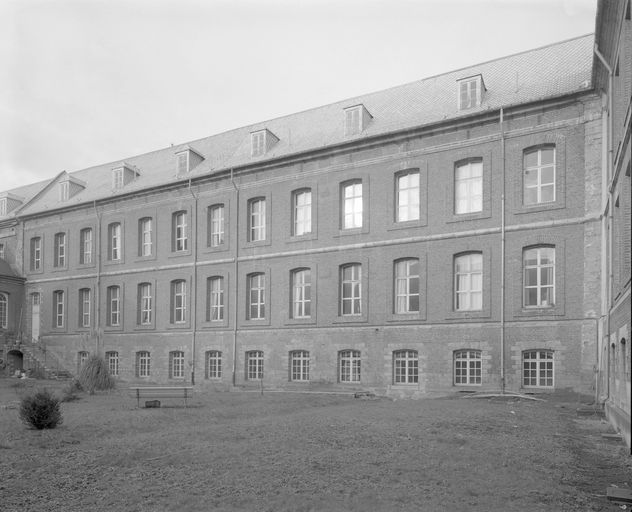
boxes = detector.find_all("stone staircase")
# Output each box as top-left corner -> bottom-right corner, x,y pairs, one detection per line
19,341 -> 73,380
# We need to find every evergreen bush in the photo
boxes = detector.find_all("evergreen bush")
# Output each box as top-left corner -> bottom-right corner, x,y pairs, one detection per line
19,389 -> 63,430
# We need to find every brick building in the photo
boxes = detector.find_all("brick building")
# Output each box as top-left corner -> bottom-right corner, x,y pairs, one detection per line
594,0 -> 631,449
0,34 -> 605,397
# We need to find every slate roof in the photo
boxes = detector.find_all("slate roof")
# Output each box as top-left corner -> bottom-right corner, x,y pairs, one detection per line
3,34 -> 594,219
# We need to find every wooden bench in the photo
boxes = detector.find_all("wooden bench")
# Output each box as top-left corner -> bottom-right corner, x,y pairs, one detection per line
129,386 -> 194,408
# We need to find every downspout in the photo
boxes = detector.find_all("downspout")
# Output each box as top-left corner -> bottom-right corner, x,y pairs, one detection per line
230,169 -> 239,387
93,201 -> 101,354
188,179 -> 198,385
500,107 -> 506,394
594,44 -> 613,400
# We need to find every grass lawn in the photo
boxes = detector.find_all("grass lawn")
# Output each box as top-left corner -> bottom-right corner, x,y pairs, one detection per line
0,379 -> 630,512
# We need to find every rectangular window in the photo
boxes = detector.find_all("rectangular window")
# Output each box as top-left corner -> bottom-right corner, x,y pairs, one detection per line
206,351 -> 222,379
80,228 -> 92,264
292,269 -> 311,319
106,351 -> 119,376
395,259 -> 420,314
0,243 -> 4,259
139,218 -> 152,257
454,350 -> 482,385
177,153 -> 188,175
341,264 -> 361,316
173,211 -> 188,252
246,350 -> 264,380
0,293 -> 6,329
54,233 -> 66,267
523,246 -> 555,307
251,132 -> 265,157
30,237 -> 42,270
342,181 -> 362,229
524,147 -> 555,205
53,290 -> 64,328
136,351 -> 150,377
209,205 -> 225,247
393,350 -> 418,384
59,181 -> 69,201
293,189 -> 312,236
112,168 -> 124,189
170,351 -> 185,379
79,288 -> 91,327
107,286 -> 121,326
109,223 -> 121,261
458,77 -> 480,110
138,283 -> 152,325
247,273 -> 265,320
249,198 -> 266,242
396,172 -> 420,222
172,280 -> 187,323
208,277 -> 224,322
454,253 -> 483,311
290,350 -> 310,381
339,350 -> 361,383
523,350 -> 553,388
455,160 -> 483,214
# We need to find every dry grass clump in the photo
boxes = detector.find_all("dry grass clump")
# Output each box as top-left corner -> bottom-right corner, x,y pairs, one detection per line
78,356 -> 115,395
19,389 -> 63,430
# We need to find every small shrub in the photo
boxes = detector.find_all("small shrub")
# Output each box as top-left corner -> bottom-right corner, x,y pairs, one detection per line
61,379 -> 83,402
78,356 -> 115,395
19,389 -> 63,430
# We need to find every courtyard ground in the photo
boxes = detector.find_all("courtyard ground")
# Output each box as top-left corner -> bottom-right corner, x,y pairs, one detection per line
0,379 -> 630,512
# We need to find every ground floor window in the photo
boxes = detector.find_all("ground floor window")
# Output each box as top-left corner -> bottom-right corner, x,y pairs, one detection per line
522,350 -> 553,388
106,351 -> 119,377
77,351 -> 89,373
290,350 -> 310,381
169,350 -> 185,379
136,351 -> 151,378
246,350 -> 264,380
393,350 -> 418,384
339,350 -> 361,383
206,350 -> 222,379
454,349 -> 481,385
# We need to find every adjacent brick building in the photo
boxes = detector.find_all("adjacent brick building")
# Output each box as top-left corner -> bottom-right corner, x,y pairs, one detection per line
0,34 -> 605,398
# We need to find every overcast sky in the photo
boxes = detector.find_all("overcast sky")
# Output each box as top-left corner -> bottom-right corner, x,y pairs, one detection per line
0,0 -> 597,192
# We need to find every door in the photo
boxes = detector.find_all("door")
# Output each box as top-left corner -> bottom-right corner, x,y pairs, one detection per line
31,293 -> 40,342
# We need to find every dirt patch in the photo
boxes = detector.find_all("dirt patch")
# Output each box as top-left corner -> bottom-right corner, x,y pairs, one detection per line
0,380 -> 630,511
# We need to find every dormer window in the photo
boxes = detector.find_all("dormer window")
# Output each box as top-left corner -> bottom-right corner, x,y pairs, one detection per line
58,175 -> 86,202
0,192 -> 25,215
251,129 -> 279,158
174,147 -> 204,176
457,75 -> 484,110
344,104 -> 372,136
112,163 -> 140,190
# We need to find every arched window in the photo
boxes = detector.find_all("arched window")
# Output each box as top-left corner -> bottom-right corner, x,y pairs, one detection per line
454,159 -> 482,214
248,198 -> 266,241
171,280 -> 187,324
339,350 -> 361,383
0,293 -> 7,329
207,277 -> 225,322
523,246 -> 555,307
341,180 -> 363,229
172,211 -> 188,252
291,268 -> 311,319
340,263 -> 361,316
523,146 -> 556,205
394,258 -> 420,314
393,350 -> 418,384
454,350 -> 482,385
395,170 -> 420,222
206,351 -> 222,379
454,253 -> 482,311
292,189 -> 312,236
208,204 -> 225,247
247,273 -> 265,320
522,350 -> 553,388
290,350 -> 310,382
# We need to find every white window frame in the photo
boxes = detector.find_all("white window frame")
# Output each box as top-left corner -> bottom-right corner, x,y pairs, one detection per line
396,171 -> 420,222
458,77 -> 481,110
80,228 -> 92,264
454,350 -> 482,385
0,293 -> 7,328
79,288 -> 91,328
523,147 -> 556,205
523,246 -> 555,308
339,350 -> 361,383
173,211 -> 188,252
139,283 -> 152,325
342,181 -> 363,229
170,351 -> 185,379
137,351 -> 151,378
247,273 -> 265,320
112,168 -> 124,189
139,218 -> 152,257
106,351 -> 119,376
53,290 -> 64,328
110,223 -> 121,261
290,350 -> 310,382
31,237 -> 41,270
177,152 -> 189,175
293,189 -> 312,236
209,276 -> 224,322
455,160 -> 483,214
246,350 -> 264,380
394,259 -> 420,314
344,106 -> 362,136
340,263 -> 361,316
454,253 -> 483,311
251,131 -> 266,157
206,350 -> 222,379
249,198 -> 266,242
108,286 -> 120,326
209,204 -> 225,247
59,181 -> 69,201
172,280 -> 187,324
393,350 -> 418,384
522,350 -> 554,388
292,268 -> 311,319
54,232 -> 66,267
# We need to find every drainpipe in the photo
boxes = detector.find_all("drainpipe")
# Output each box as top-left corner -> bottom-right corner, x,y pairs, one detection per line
230,169 -> 239,387
594,44 -> 613,400
500,107 -> 506,394
188,179 -> 198,385
93,201 -> 101,354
